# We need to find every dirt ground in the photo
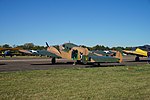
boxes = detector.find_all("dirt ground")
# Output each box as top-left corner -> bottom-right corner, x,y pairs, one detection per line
0,55 -> 149,72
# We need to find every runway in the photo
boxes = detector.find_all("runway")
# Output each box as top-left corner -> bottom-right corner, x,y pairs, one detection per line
0,56 -> 149,72
0,58 -> 86,72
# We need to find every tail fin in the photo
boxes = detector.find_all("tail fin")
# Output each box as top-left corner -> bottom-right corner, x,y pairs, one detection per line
135,48 -> 147,57
46,42 -> 49,47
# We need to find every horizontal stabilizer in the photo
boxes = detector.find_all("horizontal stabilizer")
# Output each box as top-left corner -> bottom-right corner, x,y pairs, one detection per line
88,53 -> 120,63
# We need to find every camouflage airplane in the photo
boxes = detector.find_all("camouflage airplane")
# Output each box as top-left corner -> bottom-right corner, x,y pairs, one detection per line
34,42 -> 123,65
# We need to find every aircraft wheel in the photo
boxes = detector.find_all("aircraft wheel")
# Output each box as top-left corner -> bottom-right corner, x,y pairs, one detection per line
135,56 -> 140,62
97,63 -> 101,66
52,57 -> 56,64
83,62 -> 87,65
76,60 -> 81,64
93,63 -> 100,66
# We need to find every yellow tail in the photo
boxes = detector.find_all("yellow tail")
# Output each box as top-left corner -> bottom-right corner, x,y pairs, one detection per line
135,48 -> 147,56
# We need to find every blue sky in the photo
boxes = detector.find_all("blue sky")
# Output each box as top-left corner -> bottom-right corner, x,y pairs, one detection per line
0,0 -> 150,47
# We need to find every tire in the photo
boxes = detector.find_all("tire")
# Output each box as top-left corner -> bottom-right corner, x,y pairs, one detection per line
135,56 -> 140,62
52,57 -> 56,64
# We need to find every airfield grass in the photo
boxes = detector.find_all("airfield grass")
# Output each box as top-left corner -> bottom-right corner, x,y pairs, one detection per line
0,65 -> 150,100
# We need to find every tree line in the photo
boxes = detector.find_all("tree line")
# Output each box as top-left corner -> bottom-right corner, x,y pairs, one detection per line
0,43 -> 46,50
0,43 -> 132,51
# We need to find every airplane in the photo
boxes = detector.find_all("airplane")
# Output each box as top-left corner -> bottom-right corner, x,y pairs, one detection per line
29,50 -> 38,53
0,47 -> 32,57
123,48 -> 148,61
33,42 -> 123,65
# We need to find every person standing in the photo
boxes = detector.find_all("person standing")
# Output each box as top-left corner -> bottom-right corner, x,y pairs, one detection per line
80,52 -> 83,62
2,51 -> 4,57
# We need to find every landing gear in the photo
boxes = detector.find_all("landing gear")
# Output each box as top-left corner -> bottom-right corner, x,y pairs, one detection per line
93,63 -> 101,66
51,57 -> 56,64
97,63 -> 101,66
76,60 -> 82,64
135,56 -> 140,62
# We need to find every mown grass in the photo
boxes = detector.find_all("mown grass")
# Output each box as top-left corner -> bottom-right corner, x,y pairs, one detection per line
0,65 -> 150,100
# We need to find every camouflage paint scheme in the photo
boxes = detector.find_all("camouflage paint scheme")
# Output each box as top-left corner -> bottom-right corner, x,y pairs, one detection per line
41,42 -> 122,64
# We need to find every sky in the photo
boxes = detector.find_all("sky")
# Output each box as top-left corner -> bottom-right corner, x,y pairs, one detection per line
0,0 -> 150,47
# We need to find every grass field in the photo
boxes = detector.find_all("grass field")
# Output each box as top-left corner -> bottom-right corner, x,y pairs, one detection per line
0,65 -> 150,100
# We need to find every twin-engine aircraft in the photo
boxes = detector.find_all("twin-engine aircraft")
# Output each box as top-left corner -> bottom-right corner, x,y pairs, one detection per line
34,42 -> 123,65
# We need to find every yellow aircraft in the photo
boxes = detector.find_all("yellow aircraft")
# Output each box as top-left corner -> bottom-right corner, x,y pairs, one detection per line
123,48 -> 148,61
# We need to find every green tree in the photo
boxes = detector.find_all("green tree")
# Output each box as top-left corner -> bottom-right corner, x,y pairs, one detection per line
33,45 -> 46,50
92,45 -> 109,51
111,46 -> 125,54
23,43 -> 34,50
2,44 -> 12,48
124,47 -> 132,50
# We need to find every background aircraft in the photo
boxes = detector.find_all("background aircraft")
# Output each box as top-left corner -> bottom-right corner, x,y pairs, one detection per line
123,46 -> 149,61
33,42 -> 123,65
0,47 -> 32,57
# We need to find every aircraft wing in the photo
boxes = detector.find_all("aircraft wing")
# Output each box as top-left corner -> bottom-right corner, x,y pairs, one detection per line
123,48 -> 147,57
32,50 -> 61,58
19,50 -> 32,54
92,50 -> 107,56
82,53 -> 120,63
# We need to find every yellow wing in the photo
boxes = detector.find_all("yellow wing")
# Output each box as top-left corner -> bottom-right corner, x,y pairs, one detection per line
123,48 -> 147,57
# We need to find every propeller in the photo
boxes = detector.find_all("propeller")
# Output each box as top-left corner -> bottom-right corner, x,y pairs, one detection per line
46,42 -> 49,47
